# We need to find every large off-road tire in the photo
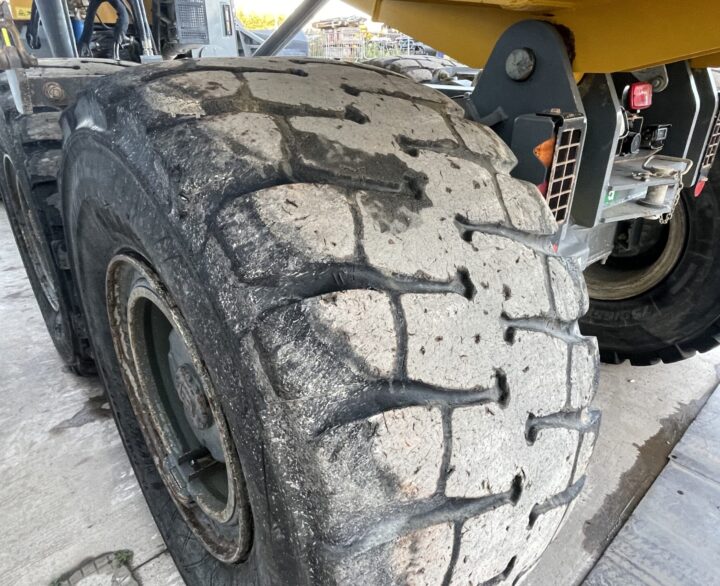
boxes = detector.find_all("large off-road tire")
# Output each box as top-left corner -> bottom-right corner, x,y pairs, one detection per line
0,61 -> 132,374
0,106 -> 95,374
364,55 -> 459,83
582,164 -> 720,365
62,58 -> 599,585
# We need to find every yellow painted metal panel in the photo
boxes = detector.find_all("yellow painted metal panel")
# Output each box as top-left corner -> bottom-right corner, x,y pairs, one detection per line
96,4 -> 120,23
555,0 -> 720,72
354,0 -> 524,67
10,4 -> 32,20
349,0 -> 720,72
692,53 -> 720,68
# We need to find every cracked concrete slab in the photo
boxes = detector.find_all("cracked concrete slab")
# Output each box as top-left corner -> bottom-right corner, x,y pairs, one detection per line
2,201 -> 719,585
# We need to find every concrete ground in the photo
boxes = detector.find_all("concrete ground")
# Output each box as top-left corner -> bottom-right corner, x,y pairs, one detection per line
585,388 -> 720,584
2,202 -> 719,586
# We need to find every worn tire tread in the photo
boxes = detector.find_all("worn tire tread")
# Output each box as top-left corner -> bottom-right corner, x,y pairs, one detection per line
64,58 -> 599,585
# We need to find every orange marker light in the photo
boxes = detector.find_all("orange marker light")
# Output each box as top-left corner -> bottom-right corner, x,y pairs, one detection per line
533,136 -> 556,168
533,136 -> 556,196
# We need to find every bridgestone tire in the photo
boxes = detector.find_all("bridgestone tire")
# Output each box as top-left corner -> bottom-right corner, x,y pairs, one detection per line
582,165 -> 720,365
62,58 -> 599,585
0,106 -> 95,374
364,55 -> 458,83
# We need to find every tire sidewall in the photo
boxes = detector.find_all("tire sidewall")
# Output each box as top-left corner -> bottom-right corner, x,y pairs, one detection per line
0,109 -> 79,365
62,130 -> 310,585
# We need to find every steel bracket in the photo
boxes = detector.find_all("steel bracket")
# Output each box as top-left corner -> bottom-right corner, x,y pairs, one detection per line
685,68 -> 719,186
466,20 -> 586,224
467,20 -> 585,149
4,58 -> 134,114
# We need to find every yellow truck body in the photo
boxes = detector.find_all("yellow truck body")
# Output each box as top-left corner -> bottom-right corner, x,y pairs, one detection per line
347,0 -> 720,72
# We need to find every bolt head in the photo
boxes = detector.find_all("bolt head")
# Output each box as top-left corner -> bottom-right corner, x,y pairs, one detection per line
43,81 -> 65,102
506,48 -> 536,81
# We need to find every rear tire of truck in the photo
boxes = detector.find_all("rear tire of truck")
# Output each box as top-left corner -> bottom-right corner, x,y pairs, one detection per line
62,59 -> 599,585
0,108 -> 95,374
582,165 -> 720,365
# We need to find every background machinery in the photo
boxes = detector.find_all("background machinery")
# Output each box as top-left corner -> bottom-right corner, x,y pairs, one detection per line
0,0 -> 719,583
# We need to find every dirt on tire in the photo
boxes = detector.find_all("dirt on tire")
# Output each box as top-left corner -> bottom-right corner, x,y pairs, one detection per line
62,58 -> 599,585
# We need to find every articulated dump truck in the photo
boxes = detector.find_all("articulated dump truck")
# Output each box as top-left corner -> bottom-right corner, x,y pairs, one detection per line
1,0 -> 718,582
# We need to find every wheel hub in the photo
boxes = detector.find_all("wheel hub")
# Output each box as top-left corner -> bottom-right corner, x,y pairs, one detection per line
105,253 -> 252,563
585,201 -> 688,301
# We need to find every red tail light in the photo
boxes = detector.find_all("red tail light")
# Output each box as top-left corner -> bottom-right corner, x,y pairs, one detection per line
695,178 -> 707,197
629,82 -> 653,110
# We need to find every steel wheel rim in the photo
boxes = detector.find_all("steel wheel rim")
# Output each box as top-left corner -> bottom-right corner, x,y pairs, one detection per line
106,253 -> 252,563
585,202 -> 688,301
3,154 -> 60,311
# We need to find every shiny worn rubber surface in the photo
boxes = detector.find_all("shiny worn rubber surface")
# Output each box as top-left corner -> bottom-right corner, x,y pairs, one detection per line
62,58 -> 599,585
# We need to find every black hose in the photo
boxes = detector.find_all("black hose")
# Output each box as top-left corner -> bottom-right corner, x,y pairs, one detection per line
152,0 -> 160,50
121,0 -> 136,23
78,0 -> 129,56
26,1 -> 42,49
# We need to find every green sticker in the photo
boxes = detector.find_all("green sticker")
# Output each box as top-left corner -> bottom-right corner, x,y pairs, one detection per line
604,190 -> 616,205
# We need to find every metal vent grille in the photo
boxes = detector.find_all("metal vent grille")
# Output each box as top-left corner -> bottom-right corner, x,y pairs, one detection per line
176,0 -> 209,45
702,113 -> 720,169
546,125 -> 583,223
